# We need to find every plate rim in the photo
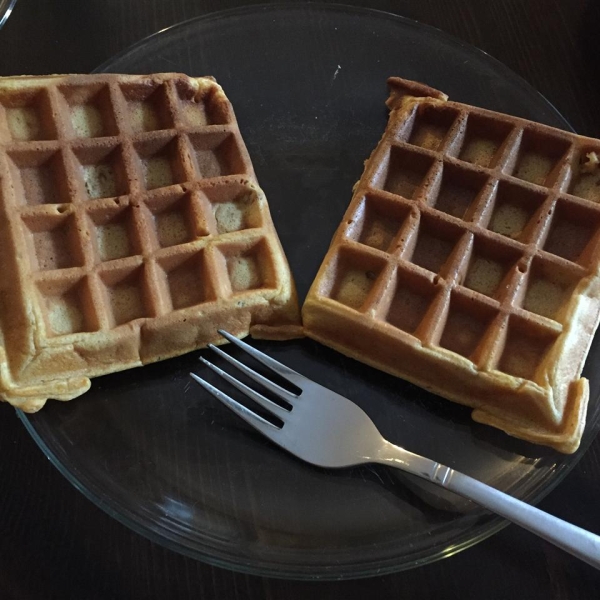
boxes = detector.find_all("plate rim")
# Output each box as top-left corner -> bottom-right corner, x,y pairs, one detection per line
93,1 -> 574,136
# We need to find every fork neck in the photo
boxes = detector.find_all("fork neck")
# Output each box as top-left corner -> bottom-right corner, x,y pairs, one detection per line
374,441 -> 455,488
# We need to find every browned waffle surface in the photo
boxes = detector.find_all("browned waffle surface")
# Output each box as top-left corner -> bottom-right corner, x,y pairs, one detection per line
303,77 -> 600,453
0,73 -> 301,411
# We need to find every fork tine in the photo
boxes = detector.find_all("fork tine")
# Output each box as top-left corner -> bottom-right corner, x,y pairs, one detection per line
217,330 -> 303,385
208,343 -> 298,404
190,373 -> 281,440
199,356 -> 290,421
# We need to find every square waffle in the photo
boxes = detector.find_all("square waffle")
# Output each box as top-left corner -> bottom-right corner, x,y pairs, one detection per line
303,77 -> 600,453
0,73 -> 301,412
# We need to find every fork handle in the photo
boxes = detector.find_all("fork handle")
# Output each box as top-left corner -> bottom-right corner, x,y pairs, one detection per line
378,442 -> 600,570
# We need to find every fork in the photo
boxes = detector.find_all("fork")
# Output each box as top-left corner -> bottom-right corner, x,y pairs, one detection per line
190,330 -> 600,570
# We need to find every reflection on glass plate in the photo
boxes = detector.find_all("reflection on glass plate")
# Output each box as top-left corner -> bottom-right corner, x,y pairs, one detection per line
0,0 -> 17,30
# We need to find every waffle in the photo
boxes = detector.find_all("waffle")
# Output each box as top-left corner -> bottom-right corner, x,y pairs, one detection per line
303,77 -> 600,453
0,73 -> 301,412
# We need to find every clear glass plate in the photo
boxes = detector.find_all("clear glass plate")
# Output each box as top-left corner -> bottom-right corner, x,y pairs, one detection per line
19,3 -> 600,580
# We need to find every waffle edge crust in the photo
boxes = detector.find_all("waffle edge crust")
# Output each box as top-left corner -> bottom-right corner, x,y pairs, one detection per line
302,77 -> 600,454
0,73 -> 301,412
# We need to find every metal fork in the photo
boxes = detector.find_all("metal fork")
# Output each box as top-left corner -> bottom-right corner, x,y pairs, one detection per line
190,330 -> 600,570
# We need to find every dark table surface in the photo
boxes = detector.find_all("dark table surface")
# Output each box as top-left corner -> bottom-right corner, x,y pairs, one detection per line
1,1 -> 600,598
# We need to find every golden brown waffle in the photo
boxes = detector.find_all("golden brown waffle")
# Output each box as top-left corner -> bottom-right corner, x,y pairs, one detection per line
303,77 -> 600,453
0,73 -> 301,412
